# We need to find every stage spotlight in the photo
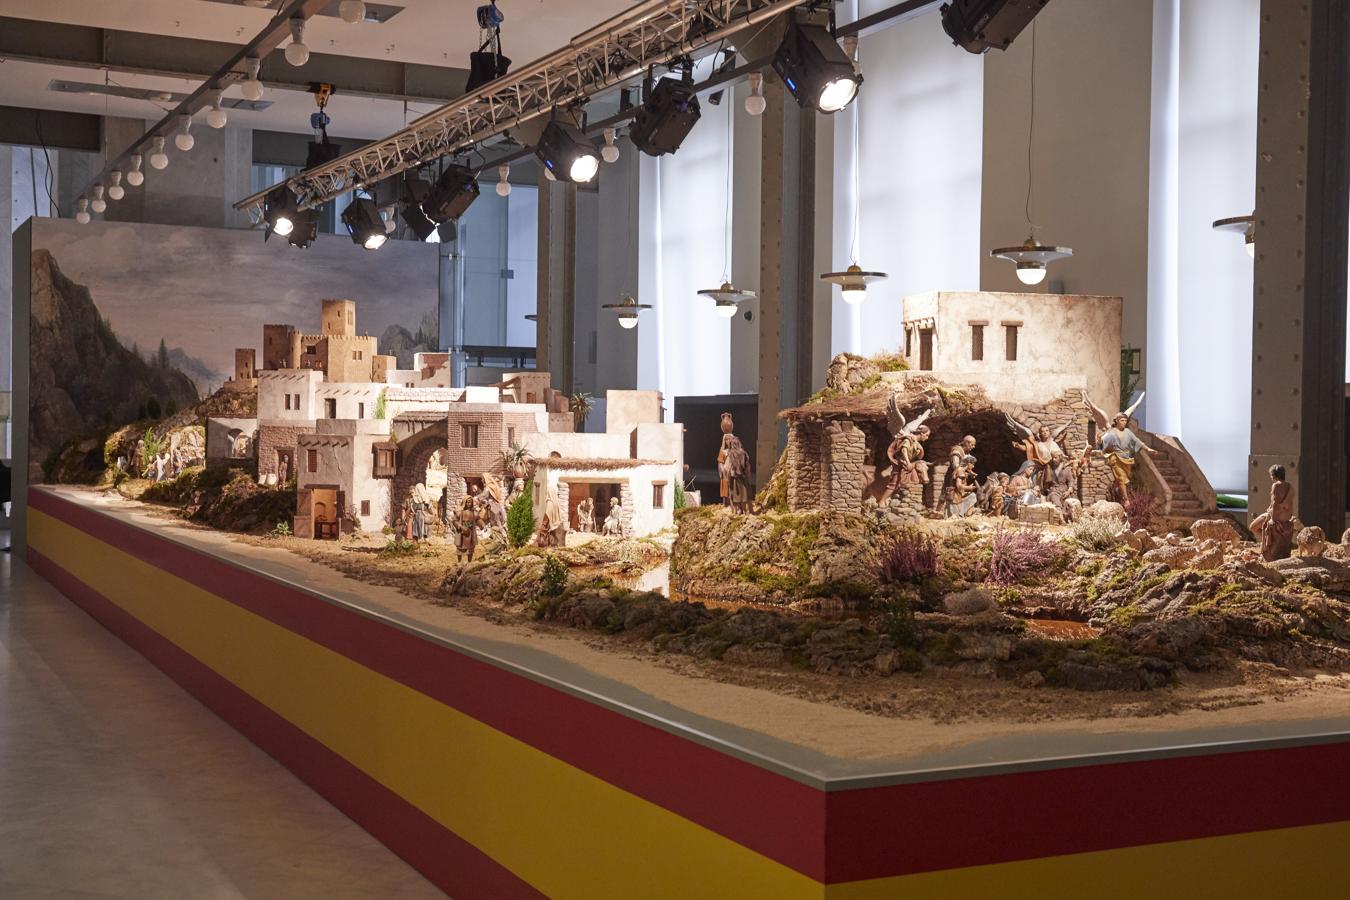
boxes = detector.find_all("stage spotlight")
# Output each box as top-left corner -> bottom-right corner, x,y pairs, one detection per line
421,163 -> 481,223
263,186 -> 299,238
399,176 -> 437,241
534,120 -> 599,183
341,197 -> 387,250
772,22 -> 861,113
940,0 -> 1049,54
286,208 -> 320,248
630,76 -> 701,157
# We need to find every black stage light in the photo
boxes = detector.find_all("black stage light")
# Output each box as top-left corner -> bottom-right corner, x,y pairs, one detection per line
940,0 -> 1050,54
629,77 -> 702,157
772,22 -> 861,114
399,175 -> 436,241
436,220 -> 458,244
286,208 -> 320,249
305,138 -> 341,171
341,197 -> 388,250
421,163 -> 481,223
263,186 -> 299,239
534,120 -> 600,183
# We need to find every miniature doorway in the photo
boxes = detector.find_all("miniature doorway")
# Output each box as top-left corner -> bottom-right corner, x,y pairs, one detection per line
565,481 -> 622,532
919,329 -> 934,371
276,448 -> 295,482
424,449 -> 450,521
309,487 -> 339,539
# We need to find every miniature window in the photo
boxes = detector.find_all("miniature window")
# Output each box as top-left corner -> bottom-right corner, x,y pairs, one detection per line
324,398 -> 337,419
293,393 -> 301,410
352,350 -> 363,361
970,324 -> 985,361
285,394 -> 292,410
461,423 -> 479,449
653,483 -> 665,509
904,327 -> 913,357
306,449 -> 318,473
372,444 -> 397,477
360,500 -> 370,516
358,402 -> 365,419
507,426 -> 516,446
1004,324 -> 1020,361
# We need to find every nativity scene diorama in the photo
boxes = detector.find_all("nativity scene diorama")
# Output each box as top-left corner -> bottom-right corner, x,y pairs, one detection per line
37,287 -> 1350,713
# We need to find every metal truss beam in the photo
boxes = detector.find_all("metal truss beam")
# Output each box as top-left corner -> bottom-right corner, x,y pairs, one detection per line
234,0 -> 814,221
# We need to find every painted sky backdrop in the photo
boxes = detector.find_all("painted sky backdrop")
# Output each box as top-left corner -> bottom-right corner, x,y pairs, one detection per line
32,218 -> 439,382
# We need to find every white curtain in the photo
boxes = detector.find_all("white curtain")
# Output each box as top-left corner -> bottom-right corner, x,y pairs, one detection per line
832,2 -> 984,357
1148,0 -> 1260,492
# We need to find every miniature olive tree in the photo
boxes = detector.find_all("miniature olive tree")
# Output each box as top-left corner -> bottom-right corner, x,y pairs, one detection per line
507,480 -> 535,548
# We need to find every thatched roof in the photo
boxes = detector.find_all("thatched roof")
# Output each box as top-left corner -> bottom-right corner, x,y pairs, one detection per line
534,457 -> 674,471
779,376 -> 994,424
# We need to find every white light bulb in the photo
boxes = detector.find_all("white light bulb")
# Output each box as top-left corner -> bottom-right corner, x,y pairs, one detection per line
338,0 -> 366,24
273,215 -> 295,237
818,77 -> 859,113
126,155 -> 144,186
90,186 -> 107,213
745,73 -> 766,117
569,153 -> 599,183
285,19 -> 310,67
75,198 -> 90,224
241,58 -> 265,102
601,127 -> 620,163
149,137 -> 169,170
207,90 -> 228,129
841,287 -> 866,306
618,316 -> 638,330
496,164 -> 512,197
1245,237 -> 1256,259
714,301 -> 738,318
1016,265 -> 1047,286
543,166 -> 556,182
107,171 -> 125,200
175,115 -> 194,151
363,233 -> 387,251
383,206 -> 397,234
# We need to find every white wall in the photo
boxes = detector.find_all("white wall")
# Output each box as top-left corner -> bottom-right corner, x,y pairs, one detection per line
832,2 -> 984,358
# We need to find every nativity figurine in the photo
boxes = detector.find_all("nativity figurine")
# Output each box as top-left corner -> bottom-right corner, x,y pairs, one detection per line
1081,391 -> 1155,502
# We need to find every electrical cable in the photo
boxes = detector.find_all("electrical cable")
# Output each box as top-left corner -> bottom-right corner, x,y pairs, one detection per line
1025,19 -> 1037,233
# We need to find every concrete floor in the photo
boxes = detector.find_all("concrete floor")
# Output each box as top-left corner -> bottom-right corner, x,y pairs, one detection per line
0,553 -> 445,899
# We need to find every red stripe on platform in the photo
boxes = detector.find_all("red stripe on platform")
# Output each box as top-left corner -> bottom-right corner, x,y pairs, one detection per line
27,547 -> 543,900
823,739 -> 1350,882
28,489 -> 827,880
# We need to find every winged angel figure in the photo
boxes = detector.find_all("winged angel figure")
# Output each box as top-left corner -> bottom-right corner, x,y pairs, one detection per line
1004,411 -> 1072,489
1080,390 -> 1156,502
878,394 -> 933,503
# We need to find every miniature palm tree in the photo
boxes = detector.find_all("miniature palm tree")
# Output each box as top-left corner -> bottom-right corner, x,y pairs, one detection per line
569,392 -> 594,432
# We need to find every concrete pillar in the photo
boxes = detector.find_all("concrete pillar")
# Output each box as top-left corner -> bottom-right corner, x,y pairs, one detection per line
756,72 -> 816,488
1248,0 -> 1350,531
535,167 -> 578,390
594,147 -> 640,392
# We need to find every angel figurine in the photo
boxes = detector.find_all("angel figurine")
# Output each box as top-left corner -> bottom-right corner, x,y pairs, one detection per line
1005,412 -> 1072,493
879,396 -> 932,504
1080,390 -> 1156,502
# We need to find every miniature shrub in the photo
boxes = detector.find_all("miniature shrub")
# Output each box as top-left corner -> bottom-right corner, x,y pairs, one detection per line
381,536 -> 416,556
879,532 -> 939,585
1216,494 -> 1248,510
1124,491 -> 1160,532
674,481 -> 686,510
272,520 -> 293,537
141,427 -> 163,467
540,554 -> 568,597
1067,517 -> 1122,552
987,527 -> 1062,586
507,480 -> 535,548
879,597 -> 920,649
374,387 -> 387,420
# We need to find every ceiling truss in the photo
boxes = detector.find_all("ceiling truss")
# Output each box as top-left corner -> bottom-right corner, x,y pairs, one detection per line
235,0 -> 812,221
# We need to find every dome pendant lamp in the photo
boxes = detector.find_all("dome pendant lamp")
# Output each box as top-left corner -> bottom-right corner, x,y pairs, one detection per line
1213,213 -> 1256,259
821,41 -> 886,306
698,99 -> 756,318
990,20 -> 1072,286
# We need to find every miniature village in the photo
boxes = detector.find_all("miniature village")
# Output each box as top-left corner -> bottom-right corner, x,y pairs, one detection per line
50,292 -> 1350,710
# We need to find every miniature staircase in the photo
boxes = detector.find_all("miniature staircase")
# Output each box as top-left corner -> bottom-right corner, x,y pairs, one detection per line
1137,431 -> 1217,518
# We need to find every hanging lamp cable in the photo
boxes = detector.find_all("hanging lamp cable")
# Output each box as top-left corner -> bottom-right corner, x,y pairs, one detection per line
851,83 -> 861,265
722,94 -> 733,283
1025,19 -> 1037,235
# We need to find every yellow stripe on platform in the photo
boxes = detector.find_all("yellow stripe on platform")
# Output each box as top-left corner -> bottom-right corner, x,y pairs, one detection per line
826,820 -> 1350,899
29,509 -> 821,900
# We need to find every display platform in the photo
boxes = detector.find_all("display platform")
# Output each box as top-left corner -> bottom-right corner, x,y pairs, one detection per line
25,485 -> 1350,898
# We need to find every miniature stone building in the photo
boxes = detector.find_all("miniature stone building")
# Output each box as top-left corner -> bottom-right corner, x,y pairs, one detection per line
205,417 -> 258,468
780,291 -> 1217,520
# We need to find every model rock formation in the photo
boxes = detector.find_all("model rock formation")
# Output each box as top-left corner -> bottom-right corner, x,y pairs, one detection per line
28,249 -> 198,481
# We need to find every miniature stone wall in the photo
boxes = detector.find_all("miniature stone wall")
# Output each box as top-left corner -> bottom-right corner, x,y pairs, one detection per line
257,423 -> 316,478
822,421 -> 865,512
786,421 -> 824,512
392,433 -> 453,525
